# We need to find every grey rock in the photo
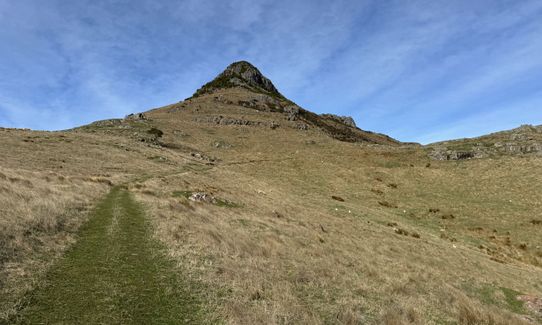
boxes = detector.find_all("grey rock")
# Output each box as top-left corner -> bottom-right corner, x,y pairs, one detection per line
320,114 -> 357,128
284,105 -> 300,121
194,116 -> 273,128
428,148 -> 485,161
124,113 -> 147,121
190,152 -> 217,163
427,124 -> 542,160
193,61 -> 284,98
222,61 -> 280,94
189,192 -> 216,204
212,140 -> 232,149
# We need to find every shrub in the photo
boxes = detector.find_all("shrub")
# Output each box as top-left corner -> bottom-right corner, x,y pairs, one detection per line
147,127 -> 164,138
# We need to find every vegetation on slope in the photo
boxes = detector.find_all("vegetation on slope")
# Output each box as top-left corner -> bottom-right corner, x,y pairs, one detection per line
0,166 -> 109,321
12,187 -> 209,324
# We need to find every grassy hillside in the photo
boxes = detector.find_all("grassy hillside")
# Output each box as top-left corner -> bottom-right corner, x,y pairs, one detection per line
1,85 -> 541,324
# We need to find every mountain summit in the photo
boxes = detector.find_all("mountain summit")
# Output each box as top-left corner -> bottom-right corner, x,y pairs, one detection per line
179,61 -> 401,145
83,61 -> 401,145
193,61 -> 284,98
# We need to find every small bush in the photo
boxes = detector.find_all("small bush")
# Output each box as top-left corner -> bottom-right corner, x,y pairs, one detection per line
371,188 -> 384,195
214,198 -> 241,208
147,127 -> 164,138
395,228 -> 409,236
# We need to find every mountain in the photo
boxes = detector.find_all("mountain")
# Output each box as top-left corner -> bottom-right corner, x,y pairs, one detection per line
427,124 -> 542,160
79,60 -> 400,147
183,61 -> 400,145
1,62 -> 542,324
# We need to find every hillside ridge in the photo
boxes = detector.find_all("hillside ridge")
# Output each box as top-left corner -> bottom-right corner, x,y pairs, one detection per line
427,124 -> 542,160
161,61 -> 401,145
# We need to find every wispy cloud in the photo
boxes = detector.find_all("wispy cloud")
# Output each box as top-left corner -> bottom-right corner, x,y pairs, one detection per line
0,0 -> 541,142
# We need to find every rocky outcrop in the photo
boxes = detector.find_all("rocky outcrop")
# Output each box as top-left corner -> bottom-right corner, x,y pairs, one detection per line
190,152 -> 217,163
236,98 -> 282,112
193,61 -> 284,99
194,116 -> 264,126
193,116 -> 279,129
284,105 -> 300,121
124,113 -> 148,121
427,124 -> 542,160
189,192 -> 217,203
320,114 -> 357,128
428,149 -> 482,161
495,143 -> 542,154
223,61 -> 279,94
185,61 -> 402,146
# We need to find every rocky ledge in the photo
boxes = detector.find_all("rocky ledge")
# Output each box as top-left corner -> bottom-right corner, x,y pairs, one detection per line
427,124 -> 542,160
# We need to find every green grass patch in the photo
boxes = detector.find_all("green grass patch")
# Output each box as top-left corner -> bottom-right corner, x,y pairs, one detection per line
500,287 -> 524,313
181,163 -> 213,172
214,198 -> 242,208
464,283 -> 525,315
147,155 -> 167,162
380,160 -> 403,168
172,190 -> 193,199
12,187 -> 210,324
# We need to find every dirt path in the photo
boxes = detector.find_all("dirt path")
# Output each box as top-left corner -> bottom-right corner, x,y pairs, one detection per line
12,187 -> 202,324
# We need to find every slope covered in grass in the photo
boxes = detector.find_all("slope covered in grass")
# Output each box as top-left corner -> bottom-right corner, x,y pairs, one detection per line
12,187 -> 208,324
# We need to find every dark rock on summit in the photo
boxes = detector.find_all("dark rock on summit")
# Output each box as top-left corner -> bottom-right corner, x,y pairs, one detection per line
193,61 -> 284,99
186,61 -> 401,146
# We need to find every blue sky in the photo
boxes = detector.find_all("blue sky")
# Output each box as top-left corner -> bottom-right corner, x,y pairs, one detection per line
1,0 -> 541,144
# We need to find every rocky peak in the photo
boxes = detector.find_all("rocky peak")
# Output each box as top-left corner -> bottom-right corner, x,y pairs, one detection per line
193,61 -> 284,98
513,124 -> 541,134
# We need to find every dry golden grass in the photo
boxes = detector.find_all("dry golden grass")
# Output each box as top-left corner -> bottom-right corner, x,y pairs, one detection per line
1,89 -> 542,323
130,93 -> 542,323
133,153 -> 542,323
0,166 -> 109,320
0,127 -> 188,321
